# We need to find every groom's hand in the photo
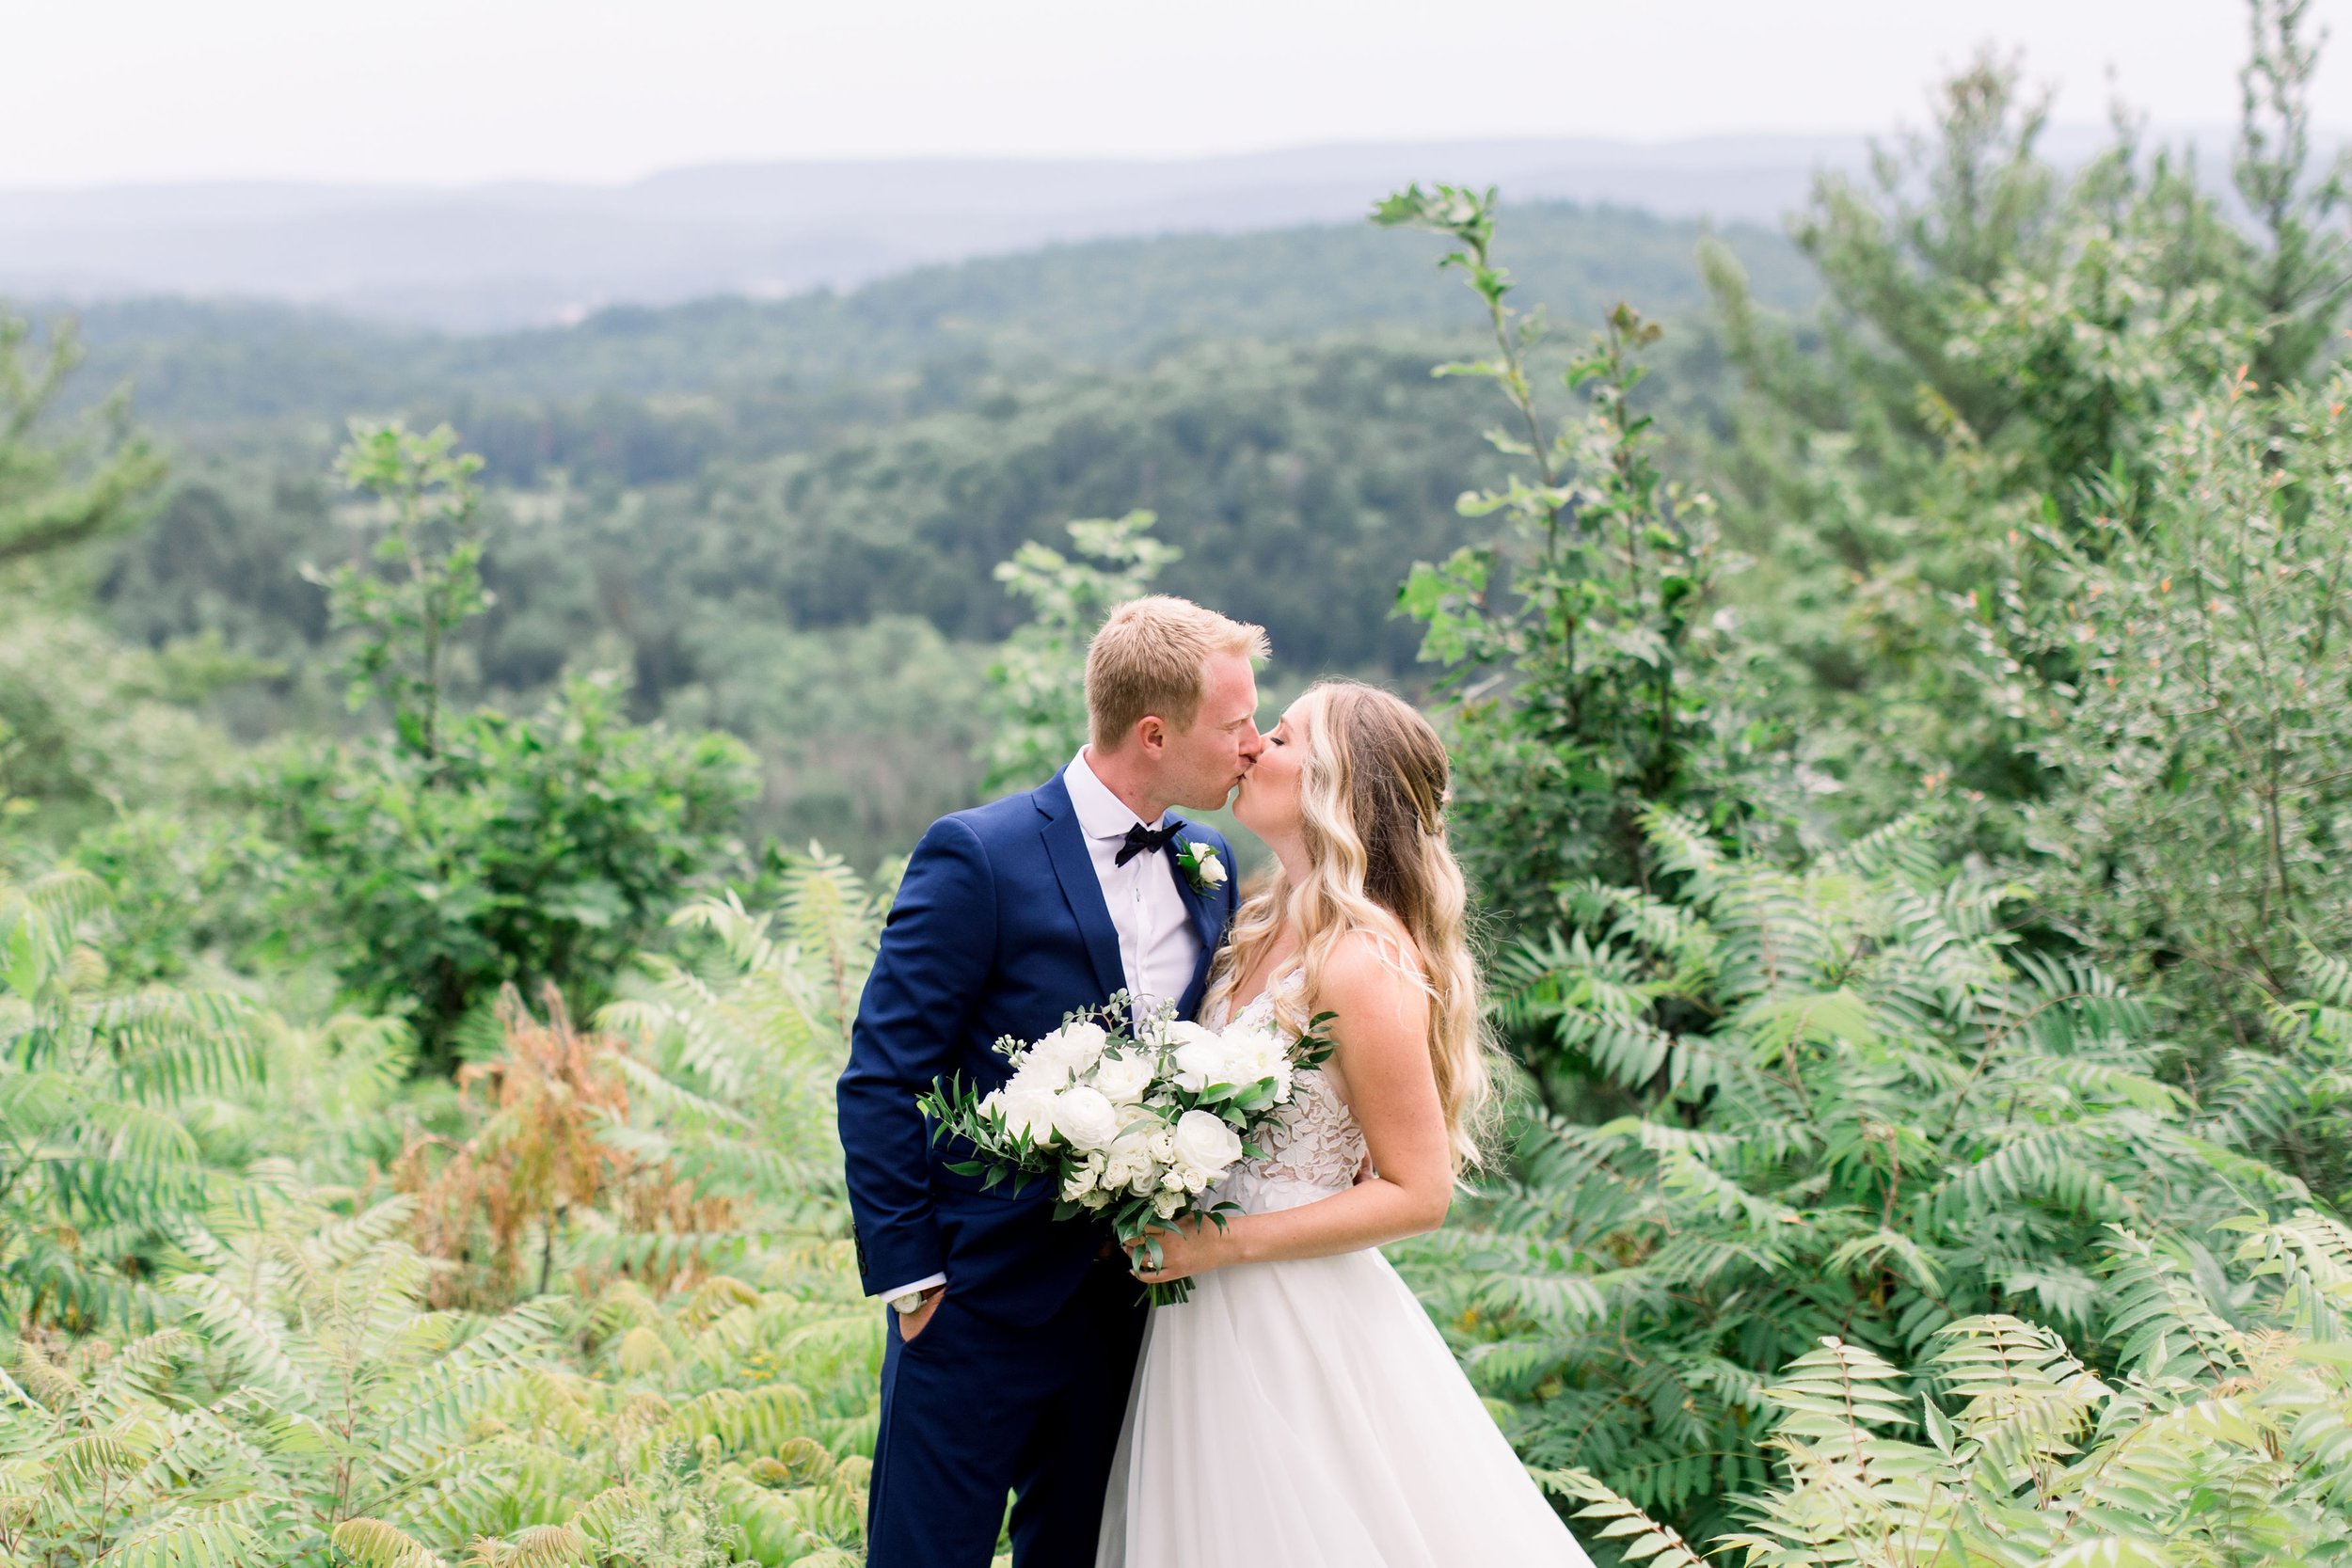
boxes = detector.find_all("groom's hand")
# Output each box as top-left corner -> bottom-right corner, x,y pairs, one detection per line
897,1285 -> 945,1344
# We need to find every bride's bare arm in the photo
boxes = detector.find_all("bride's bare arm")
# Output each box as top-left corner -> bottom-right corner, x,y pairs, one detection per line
1133,930 -> 1454,1282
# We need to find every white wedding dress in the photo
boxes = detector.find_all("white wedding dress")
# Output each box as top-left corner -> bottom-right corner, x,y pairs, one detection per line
1095,975 -> 1595,1567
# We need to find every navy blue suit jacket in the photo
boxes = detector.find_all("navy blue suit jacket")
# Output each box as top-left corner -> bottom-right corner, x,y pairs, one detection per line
836,768 -> 1240,1324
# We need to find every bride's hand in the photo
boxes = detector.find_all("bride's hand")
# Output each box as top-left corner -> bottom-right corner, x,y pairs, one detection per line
1127,1217 -> 1221,1285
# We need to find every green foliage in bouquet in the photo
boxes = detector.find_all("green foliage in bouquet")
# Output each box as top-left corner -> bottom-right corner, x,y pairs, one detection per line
916,997 -> 1335,1304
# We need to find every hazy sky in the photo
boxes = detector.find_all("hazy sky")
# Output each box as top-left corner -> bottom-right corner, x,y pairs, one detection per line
8,0 -> 2346,188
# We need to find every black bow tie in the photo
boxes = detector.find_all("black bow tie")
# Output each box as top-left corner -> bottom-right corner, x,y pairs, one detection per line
1114,820 -> 1184,867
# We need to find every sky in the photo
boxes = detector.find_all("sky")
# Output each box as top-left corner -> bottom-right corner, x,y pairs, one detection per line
7,0 -> 2346,189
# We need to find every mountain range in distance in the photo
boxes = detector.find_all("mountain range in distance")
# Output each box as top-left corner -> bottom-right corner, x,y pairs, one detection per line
0,129 -> 2261,333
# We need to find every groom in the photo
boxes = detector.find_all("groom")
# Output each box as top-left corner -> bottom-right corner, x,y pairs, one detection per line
838,595 -> 1268,1568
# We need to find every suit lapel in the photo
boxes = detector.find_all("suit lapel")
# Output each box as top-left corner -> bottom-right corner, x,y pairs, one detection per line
1164,825 -> 1224,951
1168,826 -> 1230,1019
1037,771 -> 1128,1001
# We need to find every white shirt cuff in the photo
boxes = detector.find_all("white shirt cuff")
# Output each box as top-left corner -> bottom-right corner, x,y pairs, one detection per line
874,1273 -> 946,1301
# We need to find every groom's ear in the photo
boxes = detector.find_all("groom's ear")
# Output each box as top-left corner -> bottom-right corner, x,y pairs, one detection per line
1134,715 -> 1168,756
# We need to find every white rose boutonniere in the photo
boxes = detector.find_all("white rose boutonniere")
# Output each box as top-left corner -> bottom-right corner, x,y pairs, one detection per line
1174,839 -> 1227,896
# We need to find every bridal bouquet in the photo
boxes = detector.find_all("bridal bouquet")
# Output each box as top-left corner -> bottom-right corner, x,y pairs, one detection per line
915,993 -> 1331,1304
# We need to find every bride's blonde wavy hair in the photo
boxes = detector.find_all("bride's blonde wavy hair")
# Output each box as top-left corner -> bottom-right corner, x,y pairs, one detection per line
1205,680 -> 1494,1168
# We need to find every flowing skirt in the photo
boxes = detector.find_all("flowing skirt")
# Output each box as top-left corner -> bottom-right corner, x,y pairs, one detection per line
1095,1208 -> 1595,1567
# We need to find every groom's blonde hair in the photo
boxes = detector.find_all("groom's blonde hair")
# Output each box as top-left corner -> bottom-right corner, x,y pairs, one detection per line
1086,596 -> 1268,750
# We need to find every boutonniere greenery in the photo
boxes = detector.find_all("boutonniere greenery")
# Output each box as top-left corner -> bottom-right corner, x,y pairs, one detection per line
1173,840 -> 1228,896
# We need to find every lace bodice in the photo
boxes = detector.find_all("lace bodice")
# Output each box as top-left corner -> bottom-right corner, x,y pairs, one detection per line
1206,974 -> 1368,1211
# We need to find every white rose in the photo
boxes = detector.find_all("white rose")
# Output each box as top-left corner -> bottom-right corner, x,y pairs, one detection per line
1101,1125 -> 1161,1196
1031,1020 -> 1109,1083
1192,848 -> 1228,887
1007,1053 -> 1072,1094
1154,1018 -> 1219,1053
1152,1187 -> 1186,1219
1050,1085 -> 1120,1151
1171,1108 -> 1244,1187
1089,1050 -> 1156,1105
997,1083 -> 1060,1145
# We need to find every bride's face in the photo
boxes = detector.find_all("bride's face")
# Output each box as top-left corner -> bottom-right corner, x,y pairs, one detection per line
1233,701 -> 1308,839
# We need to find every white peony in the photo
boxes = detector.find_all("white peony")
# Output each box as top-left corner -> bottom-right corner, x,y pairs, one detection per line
1225,1025 -> 1294,1101
1089,1049 -> 1157,1105
1218,1022 -> 1288,1084
1171,1108 -> 1245,1190
1050,1084 -> 1120,1151
1165,1021 -> 1238,1092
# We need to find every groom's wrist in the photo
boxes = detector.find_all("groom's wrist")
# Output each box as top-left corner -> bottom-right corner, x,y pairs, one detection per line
875,1271 -> 946,1306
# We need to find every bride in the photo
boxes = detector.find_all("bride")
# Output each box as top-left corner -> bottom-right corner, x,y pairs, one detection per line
1096,679 -> 1594,1567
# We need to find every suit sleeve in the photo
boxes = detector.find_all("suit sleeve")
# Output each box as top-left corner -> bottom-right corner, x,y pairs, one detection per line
836,814 -> 996,1298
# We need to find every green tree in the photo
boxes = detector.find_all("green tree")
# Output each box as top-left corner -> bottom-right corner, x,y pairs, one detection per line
0,314 -> 167,574
1698,7 -> 2347,837
980,511 -> 1177,795
274,424 -> 755,1069
308,420 -> 492,761
1375,183 -> 1753,931
2233,0 -> 2352,392
2012,362 -> 2352,1060
275,671 -> 755,1072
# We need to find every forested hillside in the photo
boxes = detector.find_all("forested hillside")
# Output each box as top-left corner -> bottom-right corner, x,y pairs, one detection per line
72,201 -> 1790,859
62,201 -> 1812,426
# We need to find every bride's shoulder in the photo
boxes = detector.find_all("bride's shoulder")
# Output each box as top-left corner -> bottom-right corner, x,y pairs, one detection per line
1317,921 -> 1429,1022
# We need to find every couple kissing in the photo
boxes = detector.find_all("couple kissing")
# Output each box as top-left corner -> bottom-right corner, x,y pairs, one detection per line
835,595 -> 1592,1567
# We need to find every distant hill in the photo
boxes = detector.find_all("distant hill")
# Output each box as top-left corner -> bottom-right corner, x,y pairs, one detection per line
56,200 -> 1819,443
0,136 -> 1915,331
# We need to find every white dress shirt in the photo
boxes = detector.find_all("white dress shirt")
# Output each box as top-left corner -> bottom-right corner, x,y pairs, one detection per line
875,752 -> 1205,1305
1061,747 -> 1204,1018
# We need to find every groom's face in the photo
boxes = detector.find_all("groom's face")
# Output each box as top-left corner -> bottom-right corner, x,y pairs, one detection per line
1161,654 -> 1263,810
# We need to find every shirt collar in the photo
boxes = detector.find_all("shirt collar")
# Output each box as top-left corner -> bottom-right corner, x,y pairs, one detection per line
1065,748 -> 1163,842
